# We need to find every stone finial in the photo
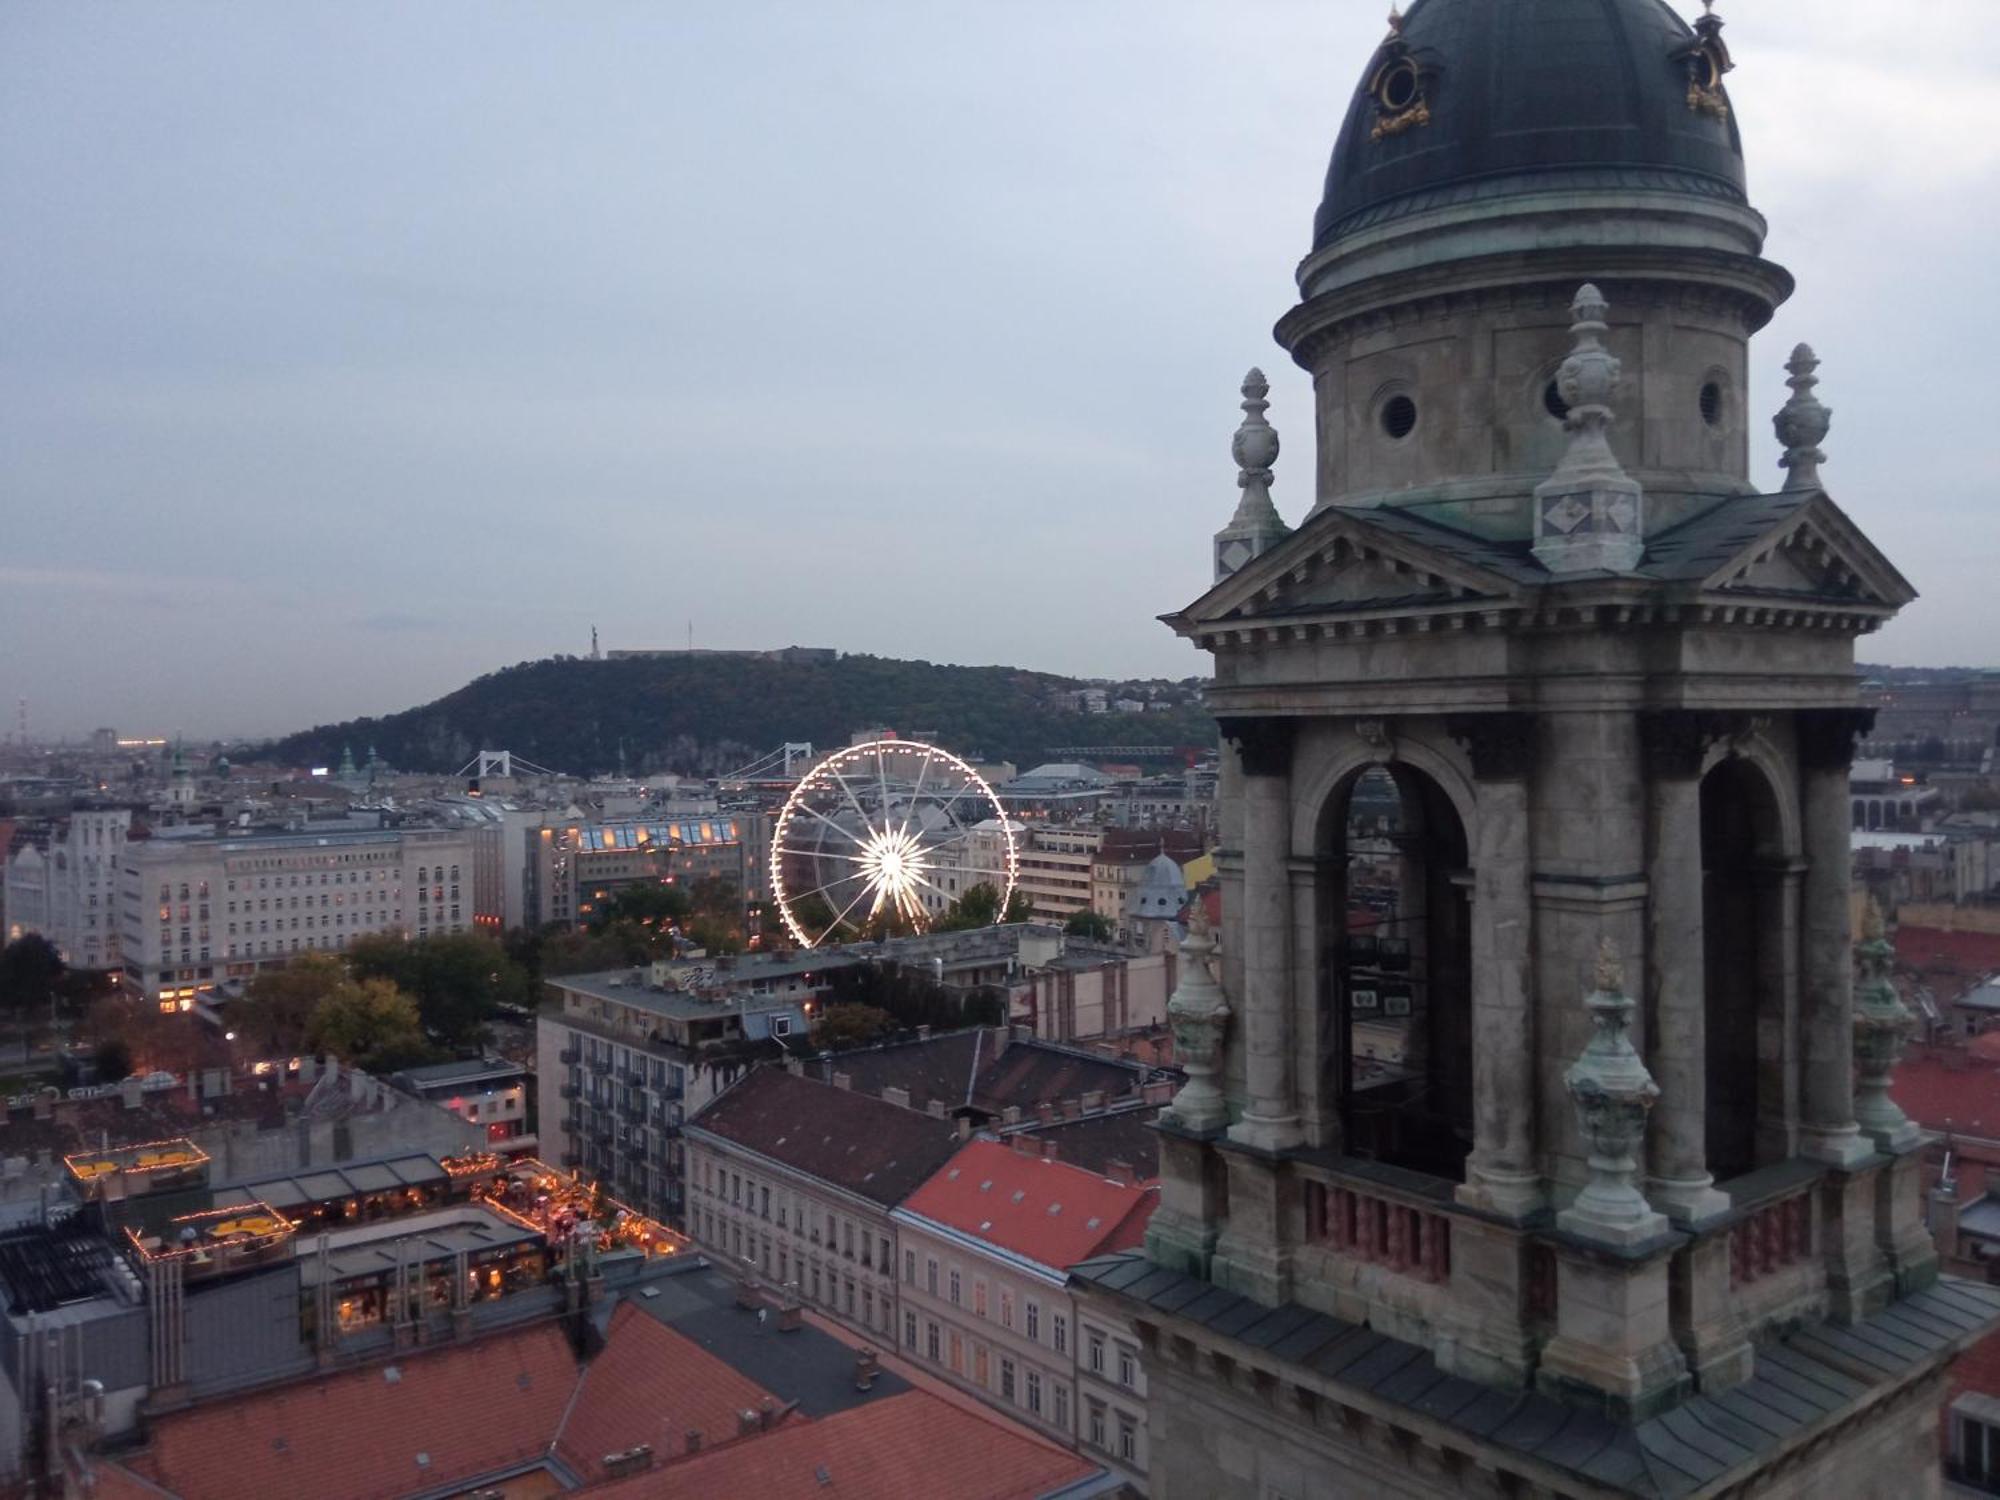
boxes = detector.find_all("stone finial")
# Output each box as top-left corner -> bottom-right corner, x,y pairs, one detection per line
1774,343 -> 1831,492
1559,940 -> 1668,1246
1533,285 -> 1645,575
1161,912 -> 1231,1134
1214,368 -> 1290,583
1853,894 -> 1920,1151
1386,3 -> 1403,37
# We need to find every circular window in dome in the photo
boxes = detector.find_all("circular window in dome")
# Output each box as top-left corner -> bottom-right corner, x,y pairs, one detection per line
1543,380 -> 1570,423
1699,380 -> 1724,428
1380,394 -> 1418,441
1378,60 -> 1419,113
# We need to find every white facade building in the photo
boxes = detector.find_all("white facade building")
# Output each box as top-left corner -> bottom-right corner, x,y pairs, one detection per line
117,824 -> 476,1009
2,809 -> 132,971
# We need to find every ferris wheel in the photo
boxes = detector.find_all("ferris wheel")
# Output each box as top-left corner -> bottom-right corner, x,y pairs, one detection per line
769,739 -> 1017,949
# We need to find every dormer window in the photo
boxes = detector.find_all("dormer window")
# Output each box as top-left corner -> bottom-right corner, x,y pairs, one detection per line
1681,3 -> 1733,120
1368,50 -> 1432,140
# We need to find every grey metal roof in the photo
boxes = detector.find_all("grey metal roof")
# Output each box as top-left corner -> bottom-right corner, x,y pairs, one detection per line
1314,0 -> 1746,251
1071,1250 -> 2000,1499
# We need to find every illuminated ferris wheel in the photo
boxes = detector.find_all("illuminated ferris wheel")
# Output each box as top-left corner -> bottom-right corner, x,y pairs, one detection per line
769,739 -> 1017,949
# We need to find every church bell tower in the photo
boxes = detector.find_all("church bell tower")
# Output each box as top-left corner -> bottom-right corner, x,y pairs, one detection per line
1075,3 -> 2000,1495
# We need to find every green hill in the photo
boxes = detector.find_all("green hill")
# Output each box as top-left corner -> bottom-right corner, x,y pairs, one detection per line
253,654 -> 1216,776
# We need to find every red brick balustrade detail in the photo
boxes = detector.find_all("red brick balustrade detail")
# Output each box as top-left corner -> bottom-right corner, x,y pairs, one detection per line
1729,1190 -> 1813,1287
1304,1181 -> 1451,1283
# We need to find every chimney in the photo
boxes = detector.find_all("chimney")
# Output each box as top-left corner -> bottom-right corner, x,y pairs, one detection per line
832,1071 -> 852,1091
854,1347 -> 880,1391
1080,1089 -> 1105,1114
916,1024 -> 931,1041
785,1056 -> 805,1076
956,1117 -> 972,1141
1001,1105 -> 1021,1125
684,1430 -> 703,1454
759,1396 -> 781,1431
1141,1079 -> 1176,1106
1012,1134 -> 1037,1156
1035,1102 -> 1056,1125
1041,1141 -> 1059,1163
737,1408 -> 761,1438
1932,1182 -> 1965,1265
1105,1158 -> 1136,1187
881,1086 -> 912,1110
925,1100 -> 948,1119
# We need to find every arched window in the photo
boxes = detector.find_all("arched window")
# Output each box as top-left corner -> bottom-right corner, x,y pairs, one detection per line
1319,765 -> 1473,1180
1700,757 -> 1789,1182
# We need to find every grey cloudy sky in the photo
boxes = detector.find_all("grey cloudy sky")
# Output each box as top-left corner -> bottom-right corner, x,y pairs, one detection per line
5,1 -> 1996,740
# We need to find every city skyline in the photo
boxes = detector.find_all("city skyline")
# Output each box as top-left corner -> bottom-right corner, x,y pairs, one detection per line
5,0 -> 1997,739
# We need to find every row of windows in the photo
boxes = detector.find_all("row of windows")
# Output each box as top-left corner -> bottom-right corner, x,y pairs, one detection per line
690,1204 -> 893,1334
703,1162 -> 891,1270
903,1311 -> 1073,1429
906,1248 -> 1069,1355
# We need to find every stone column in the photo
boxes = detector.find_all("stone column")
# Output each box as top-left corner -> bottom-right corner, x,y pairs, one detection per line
1220,717 -> 1301,1153
1796,708 -> 1874,1167
1639,711 -> 1731,1224
1449,714 -> 1542,1218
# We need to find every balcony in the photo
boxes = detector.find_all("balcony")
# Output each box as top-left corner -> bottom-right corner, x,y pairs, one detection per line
656,1122 -> 684,1139
656,1082 -> 685,1103
561,1112 -> 582,1134
560,1151 -> 583,1169
558,1045 -> 581,1065
620,1099 -> 648,1124
1301,1173 -> 1453,1285
559,1082 -> 581,1102
617,1067 -> 647,1088
591,1128 -> 615,1148
586,1055 -> 612,1076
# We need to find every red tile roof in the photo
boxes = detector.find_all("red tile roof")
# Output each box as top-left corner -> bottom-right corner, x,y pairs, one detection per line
584,1388 -> 1095,1500
134,1318 -> 580,1500
899,1138 -> 1156,1273
555,1302 -> 785,1477
1899,925 -> 2000,998
1891,1049 -> 2000,1137
128,1301 -> 788,1500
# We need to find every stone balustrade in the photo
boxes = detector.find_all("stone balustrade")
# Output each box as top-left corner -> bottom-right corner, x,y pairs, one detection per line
1304,1179 -> 1451,1284
1730,1187 -> 1813,1287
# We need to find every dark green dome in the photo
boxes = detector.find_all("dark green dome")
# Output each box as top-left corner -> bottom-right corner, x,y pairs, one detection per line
1312,0 -> 1747,252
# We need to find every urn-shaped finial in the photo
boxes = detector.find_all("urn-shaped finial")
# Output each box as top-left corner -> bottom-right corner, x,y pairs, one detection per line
1775,343 -> 1832,493
1854,895 -> 1920,1151
1162,905 -> 1231,1134
1533,286 -> 1644,575
1559,938 -> 1668,1245
1215,368 -> 1289,582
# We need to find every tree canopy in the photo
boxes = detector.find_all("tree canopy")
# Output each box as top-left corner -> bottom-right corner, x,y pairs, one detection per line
0,935 -> 64,1021
346,933 -> 530,1046
252,652 -> 1217,777
307,979 -> 429,1071
1064,910 -> 1115,941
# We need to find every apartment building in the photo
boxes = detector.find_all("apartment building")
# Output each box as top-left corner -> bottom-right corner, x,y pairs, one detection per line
684,1067 -> 962,1345
2,808 -> 131,971
537,959 -> 832,1226
1016,827 -> 1101,923
892,1138 -> 1157,1490
117,824 -> 475,1009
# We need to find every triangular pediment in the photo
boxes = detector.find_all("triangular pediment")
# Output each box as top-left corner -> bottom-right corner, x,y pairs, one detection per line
1698,491 -> 1916,609
1166,505 -> 1522,636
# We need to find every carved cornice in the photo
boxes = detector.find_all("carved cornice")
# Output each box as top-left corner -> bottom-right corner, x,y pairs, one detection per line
1447,713 -> 1536,781
1218,716 -> 1296,779
1795,707 -> 1878,773
1638,709 -> 1747,779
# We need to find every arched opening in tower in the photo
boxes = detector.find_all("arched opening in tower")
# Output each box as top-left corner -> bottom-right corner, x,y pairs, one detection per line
1320,765 -> 1473,1181
1700,756 -> 1790,1183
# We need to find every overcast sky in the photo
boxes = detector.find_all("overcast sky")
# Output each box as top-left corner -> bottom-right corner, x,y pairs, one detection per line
5,2 -> 1996,741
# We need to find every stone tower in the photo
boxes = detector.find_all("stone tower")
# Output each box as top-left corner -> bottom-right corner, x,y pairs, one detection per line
1073,3 -> 2000,1495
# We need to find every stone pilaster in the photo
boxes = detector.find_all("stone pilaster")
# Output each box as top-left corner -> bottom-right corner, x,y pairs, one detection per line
1796,707 -> 1875,1167
1448,713 -> 1542,1219
1639,711 -> 1732,1225
1208,1143 -> 1296,1306
1146,1126 -> 1230,1278
1220,716 -> 1302,1154
1669,1233 -> 1752,1392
